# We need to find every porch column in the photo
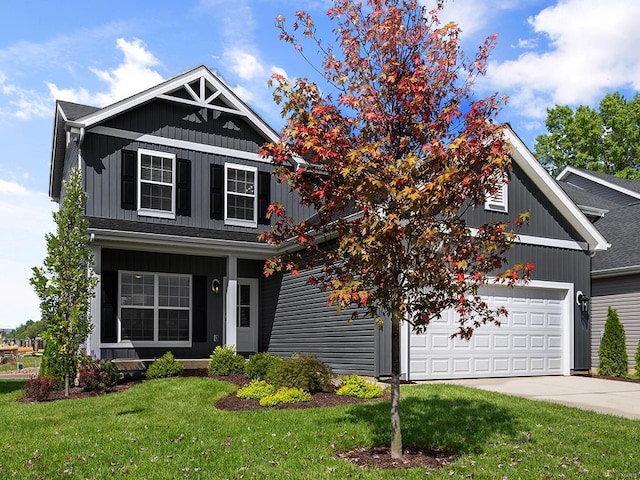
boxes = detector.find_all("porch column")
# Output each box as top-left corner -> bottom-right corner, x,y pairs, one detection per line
88,244 -> 101,358
225,255 -> 238,349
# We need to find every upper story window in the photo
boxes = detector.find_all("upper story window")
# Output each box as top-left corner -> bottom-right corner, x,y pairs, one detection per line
485,182 -> 508,213
138,149 -> 176,219
225,163 -> 257,227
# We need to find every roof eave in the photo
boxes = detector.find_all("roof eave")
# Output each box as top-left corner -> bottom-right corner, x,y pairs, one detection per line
502,126 -> 609,252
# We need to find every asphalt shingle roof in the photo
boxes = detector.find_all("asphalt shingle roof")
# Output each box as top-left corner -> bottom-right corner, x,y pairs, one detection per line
58,100 -> 100,121
558,181 -> 620,210
591,203 -> 640,271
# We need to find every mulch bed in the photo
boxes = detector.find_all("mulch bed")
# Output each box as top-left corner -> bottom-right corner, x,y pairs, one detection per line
339,446 -> 458,470
17,380 -> 140,403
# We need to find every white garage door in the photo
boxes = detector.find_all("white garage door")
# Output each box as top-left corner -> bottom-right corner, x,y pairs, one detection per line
408,286 -> 568,380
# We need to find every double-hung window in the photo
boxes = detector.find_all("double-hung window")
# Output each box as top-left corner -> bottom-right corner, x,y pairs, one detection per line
225,163 -> 257,227
138,149 -> 176,218
119,272 -> 191,346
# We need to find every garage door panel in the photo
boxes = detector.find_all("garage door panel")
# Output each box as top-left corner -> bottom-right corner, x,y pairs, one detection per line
409,286 -> 567,379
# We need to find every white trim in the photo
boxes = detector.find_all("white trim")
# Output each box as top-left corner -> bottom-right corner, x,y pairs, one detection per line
557,165 -> 640,201
137,148 -> 176,219
88,228 -> 276,259
577,205 -> 608,218
502,126 -> 609,252
116,270 -> 192,348
224,163 -> 258,228
515,233 -> 587,251
75,65 -> 281,144
468,227 -> 587,251
90,126 -> 271,164
156,94 -> 245,116
225,257 -> 238,349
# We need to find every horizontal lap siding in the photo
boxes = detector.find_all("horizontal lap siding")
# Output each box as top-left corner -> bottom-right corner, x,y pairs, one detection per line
592,275 -> 640,370
262,268 -> 378,376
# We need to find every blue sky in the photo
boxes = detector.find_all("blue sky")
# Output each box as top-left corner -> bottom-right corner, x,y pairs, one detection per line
1,0 -> 640,329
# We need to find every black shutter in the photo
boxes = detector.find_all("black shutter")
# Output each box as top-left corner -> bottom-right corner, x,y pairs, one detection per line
101,271 -> 118,343
210,164 -> 224,220
176,158 -> 191,217
258,171 -> 271,225
121,150 -> 137,210
192,276 -> 207,343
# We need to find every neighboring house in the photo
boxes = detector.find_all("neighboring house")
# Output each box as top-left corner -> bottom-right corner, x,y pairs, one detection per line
557,166 -> 640,371
49,65 -> 607,380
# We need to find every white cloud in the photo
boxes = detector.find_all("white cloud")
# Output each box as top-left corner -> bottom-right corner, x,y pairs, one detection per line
224,49 -> 267,81
48,38 -> 164,107
423,0 -> 520,37
0,179 -> 55,329
0,71 -> 51,120
486,0 -> 640,117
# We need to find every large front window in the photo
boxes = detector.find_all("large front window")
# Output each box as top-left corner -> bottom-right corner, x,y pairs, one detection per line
225,163 -> 257,227
138,149 -> 176,218
119,272 -> 191,345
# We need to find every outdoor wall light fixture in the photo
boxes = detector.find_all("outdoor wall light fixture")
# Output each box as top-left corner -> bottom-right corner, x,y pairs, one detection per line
211,279 -> 221,294
576,291 -> 590,313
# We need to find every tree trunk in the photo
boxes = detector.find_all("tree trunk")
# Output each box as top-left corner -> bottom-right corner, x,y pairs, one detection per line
64,358 -> 70,397
390,308 -> 403,459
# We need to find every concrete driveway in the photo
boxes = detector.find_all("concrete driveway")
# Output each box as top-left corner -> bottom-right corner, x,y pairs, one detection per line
431,376 -> 640,420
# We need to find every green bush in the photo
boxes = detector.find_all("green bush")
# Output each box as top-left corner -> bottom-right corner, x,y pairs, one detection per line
146,352 -> 184,379
208,345 -> 246,376
266,354 -> 333,392
259,387 -> 311,407
599,307 -> 628,377
237,380 -> 276,400
245,352 -> 282,380
78,358 -> 120,391
635,340 -> 640,375
39,339 -> 68,390
336,374 -> 385,398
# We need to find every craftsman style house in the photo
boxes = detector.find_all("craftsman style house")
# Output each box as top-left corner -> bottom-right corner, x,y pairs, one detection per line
49,65 -> 608,380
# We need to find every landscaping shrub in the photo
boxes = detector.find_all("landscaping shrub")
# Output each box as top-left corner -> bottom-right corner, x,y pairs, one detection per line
208,345 -> 245,376
259,387 -> 311,407
78,358 -> 120,392
635,340 -> 640,375
39,339 -> 67,390
336,374 -> 385,399
266,354 -> 333,392
599,307 -> 628,377
23,376 -> 56,402
237,380 -> 276,400
146,352 -> 184,379
245,352 -> 282,380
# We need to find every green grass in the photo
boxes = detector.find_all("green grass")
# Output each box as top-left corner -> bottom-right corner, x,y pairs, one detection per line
0,355 -> 41,373
1,377 -> 640,479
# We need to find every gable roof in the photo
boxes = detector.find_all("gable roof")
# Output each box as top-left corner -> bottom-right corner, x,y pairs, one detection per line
557,166 -> 640,201
557,181 -> 619,212
502,126 -> 609,252
49,65 -> 282,200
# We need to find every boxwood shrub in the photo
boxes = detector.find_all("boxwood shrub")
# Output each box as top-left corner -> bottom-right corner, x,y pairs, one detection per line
146,352 -> 184,379
208,345 -> 245,376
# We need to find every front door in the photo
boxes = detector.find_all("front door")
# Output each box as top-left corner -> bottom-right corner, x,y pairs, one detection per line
236,278 -> 258,352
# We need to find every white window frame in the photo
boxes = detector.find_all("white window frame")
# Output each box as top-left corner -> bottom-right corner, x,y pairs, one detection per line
137,148 -> 176,219
485,182 -> 508,213
224,163 -> 258,228
117,271 -> 192,348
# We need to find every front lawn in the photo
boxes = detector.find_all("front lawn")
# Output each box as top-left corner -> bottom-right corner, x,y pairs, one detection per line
1,377 -> 639,478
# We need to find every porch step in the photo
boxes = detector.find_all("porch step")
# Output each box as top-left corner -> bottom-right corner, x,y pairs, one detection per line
111,358 -> 210,372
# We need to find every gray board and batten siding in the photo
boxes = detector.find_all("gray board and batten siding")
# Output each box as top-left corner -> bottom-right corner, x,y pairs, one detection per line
591,274 -> 640,370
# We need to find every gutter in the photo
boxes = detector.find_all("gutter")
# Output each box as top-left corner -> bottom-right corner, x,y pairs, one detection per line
592,264 -> 640,279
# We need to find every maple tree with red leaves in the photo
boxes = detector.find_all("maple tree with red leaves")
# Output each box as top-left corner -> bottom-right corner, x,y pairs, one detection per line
260,0 -> 533,459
